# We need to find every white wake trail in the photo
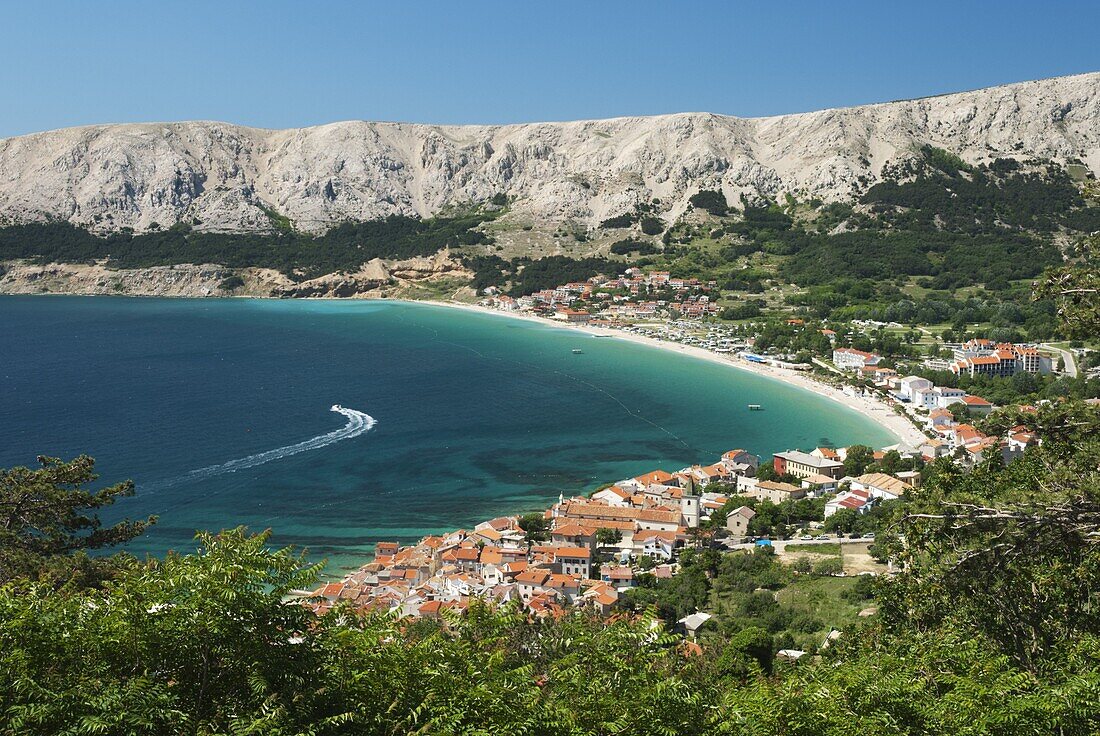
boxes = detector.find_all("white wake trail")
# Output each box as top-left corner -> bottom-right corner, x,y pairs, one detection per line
152,405 -> 376,491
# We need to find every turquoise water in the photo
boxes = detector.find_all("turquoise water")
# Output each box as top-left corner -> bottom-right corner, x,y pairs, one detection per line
1,296 -> 894,571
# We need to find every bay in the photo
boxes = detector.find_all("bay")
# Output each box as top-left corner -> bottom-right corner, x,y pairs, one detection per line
0,296 -> 894,571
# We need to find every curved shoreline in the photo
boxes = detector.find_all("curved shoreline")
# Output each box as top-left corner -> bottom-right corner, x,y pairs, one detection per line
404,299 -> 929,449
2,290 -> 927,447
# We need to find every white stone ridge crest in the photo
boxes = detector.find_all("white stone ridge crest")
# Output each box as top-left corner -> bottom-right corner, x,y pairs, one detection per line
0,72 -> 1097,234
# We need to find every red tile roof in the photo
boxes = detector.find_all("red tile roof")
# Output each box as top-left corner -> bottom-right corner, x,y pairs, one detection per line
634,469 -> 674,485
554,546 -> 591,560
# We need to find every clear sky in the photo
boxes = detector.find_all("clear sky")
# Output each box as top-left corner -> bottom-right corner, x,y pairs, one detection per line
2,0 -> 1097,137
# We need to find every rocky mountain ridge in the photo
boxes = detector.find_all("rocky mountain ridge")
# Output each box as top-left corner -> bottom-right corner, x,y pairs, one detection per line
1,72 -> 1097,234
0,250 -> 471,298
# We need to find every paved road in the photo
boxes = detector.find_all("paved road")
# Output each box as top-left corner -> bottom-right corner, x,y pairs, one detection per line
1041,343 -> 1078,378
812,357 -> 842,374
724,537 -> 872,551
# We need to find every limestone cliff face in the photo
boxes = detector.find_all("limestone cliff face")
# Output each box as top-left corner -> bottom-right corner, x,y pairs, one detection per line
0,251 -> 471,298
0,73 -> 1097,234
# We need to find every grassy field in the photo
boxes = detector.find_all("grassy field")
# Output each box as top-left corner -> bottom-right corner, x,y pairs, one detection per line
700,545 -> 884,651
391,277 -> 476,302
707,574 -> 877,651
785,543 -> 841,555
776,575 -> 872,647
777,542 -> 886,575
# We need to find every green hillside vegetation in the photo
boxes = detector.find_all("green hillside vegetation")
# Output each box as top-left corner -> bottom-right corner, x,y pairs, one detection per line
502,255 -> 616,296
609,238 -> 661,256
658,157 -> 1096,335
598,201 -> 663,230
0,211 -> 496,282
639,216 -> 665,235
863,150 -> 1099,234
778,230 -> 1059,287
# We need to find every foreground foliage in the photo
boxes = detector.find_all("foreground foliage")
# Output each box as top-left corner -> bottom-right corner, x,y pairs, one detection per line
0,455 -> 152,588
2,522 -> 1098,734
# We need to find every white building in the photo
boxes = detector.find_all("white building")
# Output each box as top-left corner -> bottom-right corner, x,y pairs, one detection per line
678,611 -> 712,640
554,547 -> 592,579
912,386 -> 966,410
833,348 -> 883,371
898,376 -> 933,402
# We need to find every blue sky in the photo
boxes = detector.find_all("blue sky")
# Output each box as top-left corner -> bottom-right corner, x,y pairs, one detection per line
1,1 -> 1097,137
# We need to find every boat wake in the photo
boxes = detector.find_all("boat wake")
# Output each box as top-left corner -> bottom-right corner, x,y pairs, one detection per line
150,405 -> 376,491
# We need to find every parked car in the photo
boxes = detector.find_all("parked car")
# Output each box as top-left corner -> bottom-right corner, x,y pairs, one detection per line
862,532 -> 876,539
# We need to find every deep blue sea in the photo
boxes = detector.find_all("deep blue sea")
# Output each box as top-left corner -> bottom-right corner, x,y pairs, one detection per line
1,296 -> 894,572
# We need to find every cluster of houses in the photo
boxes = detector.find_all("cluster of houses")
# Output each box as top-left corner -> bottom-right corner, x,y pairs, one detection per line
890,375 -> 1041,465
823,363 -> 1039,467
921,409 -> 1038,465
827,339 -> 1054,467
307,448 -> 763,620
834,339 -> 1053,384
831,354 -> 998,424
306,432 -> 991,622
737,447 -> 920,520
828,346 -> 995,418
733,433 -> 1033,521
308,410 -> 1044,621
893,375 -> 993,416
481,268 -> 722,322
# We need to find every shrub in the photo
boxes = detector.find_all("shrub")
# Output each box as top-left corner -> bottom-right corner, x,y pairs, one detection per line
689,190 -> 728,216
720,302 -> 763,321
921,144 -> 972,176
599,213 -> 635,229
610,239 -> 659,256
813,558 -> 844,576
639,216 -> 665,235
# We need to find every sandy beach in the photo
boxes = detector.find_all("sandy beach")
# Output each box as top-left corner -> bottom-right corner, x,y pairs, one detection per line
416,299 -> 930,449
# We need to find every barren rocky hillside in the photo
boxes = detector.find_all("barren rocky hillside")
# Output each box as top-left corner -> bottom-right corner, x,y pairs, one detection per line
0,72 -> 1097,234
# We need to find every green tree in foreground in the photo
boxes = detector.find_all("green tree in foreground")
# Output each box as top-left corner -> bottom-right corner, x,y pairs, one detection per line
1035,237 -> 1099,339
1,528 -> 720,734
0,455 -> 154,587
3,524 -> 1098,734
879,400 -> 1100,670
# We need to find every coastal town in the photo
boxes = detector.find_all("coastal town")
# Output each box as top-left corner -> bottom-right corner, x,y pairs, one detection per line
310,269 -> 1067,632
5,4 -> 1100,729
311,413 -> 1040,625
